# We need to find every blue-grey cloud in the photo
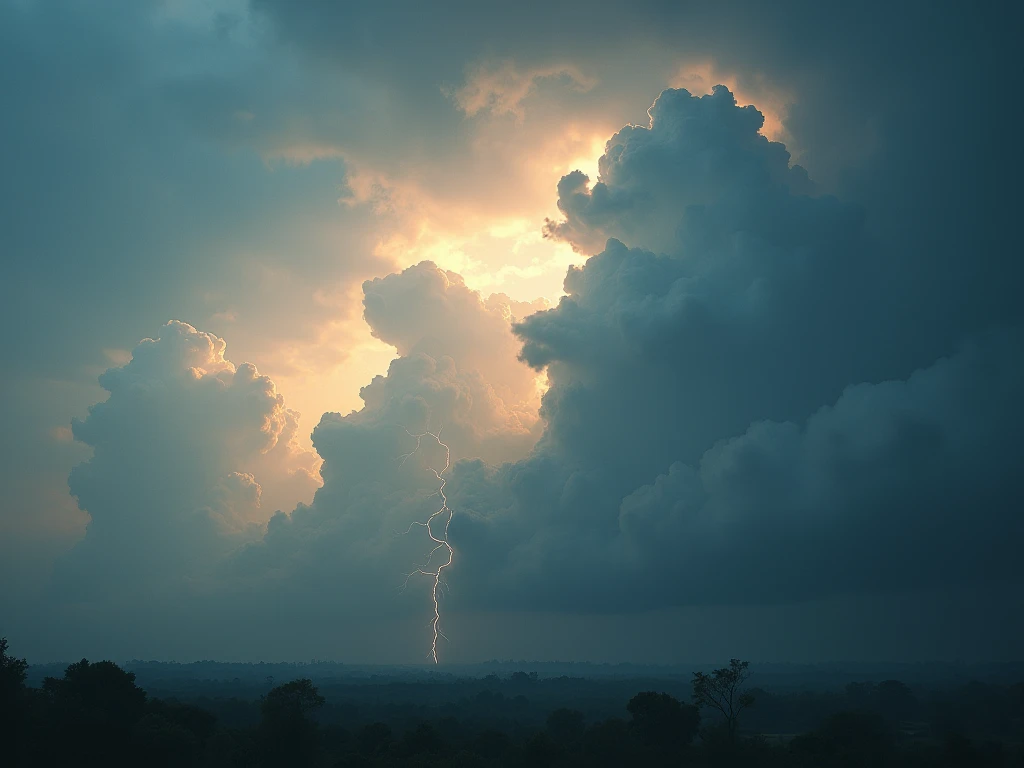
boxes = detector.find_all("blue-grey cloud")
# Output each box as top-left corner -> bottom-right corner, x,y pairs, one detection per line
544,86 -> 814,254
0,1 -> 385,376
30,79 -> 1024,661
451,328 -> 1023,611
4,0 -> 1022,663
435,83 -> 1024,617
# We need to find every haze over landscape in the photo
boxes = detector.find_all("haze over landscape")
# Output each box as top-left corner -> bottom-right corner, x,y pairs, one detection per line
2,0 -> 1021,673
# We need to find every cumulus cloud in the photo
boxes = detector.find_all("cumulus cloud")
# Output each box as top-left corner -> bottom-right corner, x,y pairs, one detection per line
433,86 -> 1024,617
450,330 -> 1023,611
362,261 -> 545,430
544,86 -> 814,255
515,89 -> 888,494
224,263 -> 549,615
55,321 -> 319,599
30,259 -> 554,658
43,82 -> 1024,660
616,329 -> 1024,604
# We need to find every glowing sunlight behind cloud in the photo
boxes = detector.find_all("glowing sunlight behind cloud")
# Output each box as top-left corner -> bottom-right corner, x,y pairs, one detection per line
669,62 -> 791,143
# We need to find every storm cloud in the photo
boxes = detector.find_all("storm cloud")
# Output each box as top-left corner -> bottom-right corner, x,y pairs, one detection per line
54,83 -> 1021,648
3,0 -> 1021,663
441,86 -> 1024,612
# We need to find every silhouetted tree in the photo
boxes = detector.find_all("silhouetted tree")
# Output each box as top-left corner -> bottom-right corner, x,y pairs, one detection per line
692,658 -> 755,741
258,678 -> 325,767
41,658 -> 148,766
13,648 -> 1024,768
0,637 -> 27,696
0,638 -> 29,766
44,658 -> 148,717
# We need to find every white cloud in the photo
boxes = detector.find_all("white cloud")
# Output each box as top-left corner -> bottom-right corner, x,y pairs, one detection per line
55,321 -> 319,599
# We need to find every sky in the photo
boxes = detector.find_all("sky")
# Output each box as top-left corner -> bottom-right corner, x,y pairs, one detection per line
1,0 -> 1022,665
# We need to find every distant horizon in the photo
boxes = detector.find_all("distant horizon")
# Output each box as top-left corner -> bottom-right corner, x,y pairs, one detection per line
24,658 -> 1024,673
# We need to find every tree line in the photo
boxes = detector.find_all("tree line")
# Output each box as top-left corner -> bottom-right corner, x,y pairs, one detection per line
3,639 -> 1022,766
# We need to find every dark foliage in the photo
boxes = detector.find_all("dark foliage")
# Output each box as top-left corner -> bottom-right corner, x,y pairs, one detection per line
627,690 -> 701,761
1,637 -> 30,764
693,658 -> 755,741
4,642 -> 1023,768
259,678 -> 326,767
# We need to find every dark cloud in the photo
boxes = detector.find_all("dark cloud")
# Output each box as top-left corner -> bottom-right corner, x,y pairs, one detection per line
544,86 -> 814,254
453,329 -> 1023,612
522,89 -> 874,490
438,85 -> 1024,620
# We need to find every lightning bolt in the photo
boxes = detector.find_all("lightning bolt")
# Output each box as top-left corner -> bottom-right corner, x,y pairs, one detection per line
396,426 -> 454,664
